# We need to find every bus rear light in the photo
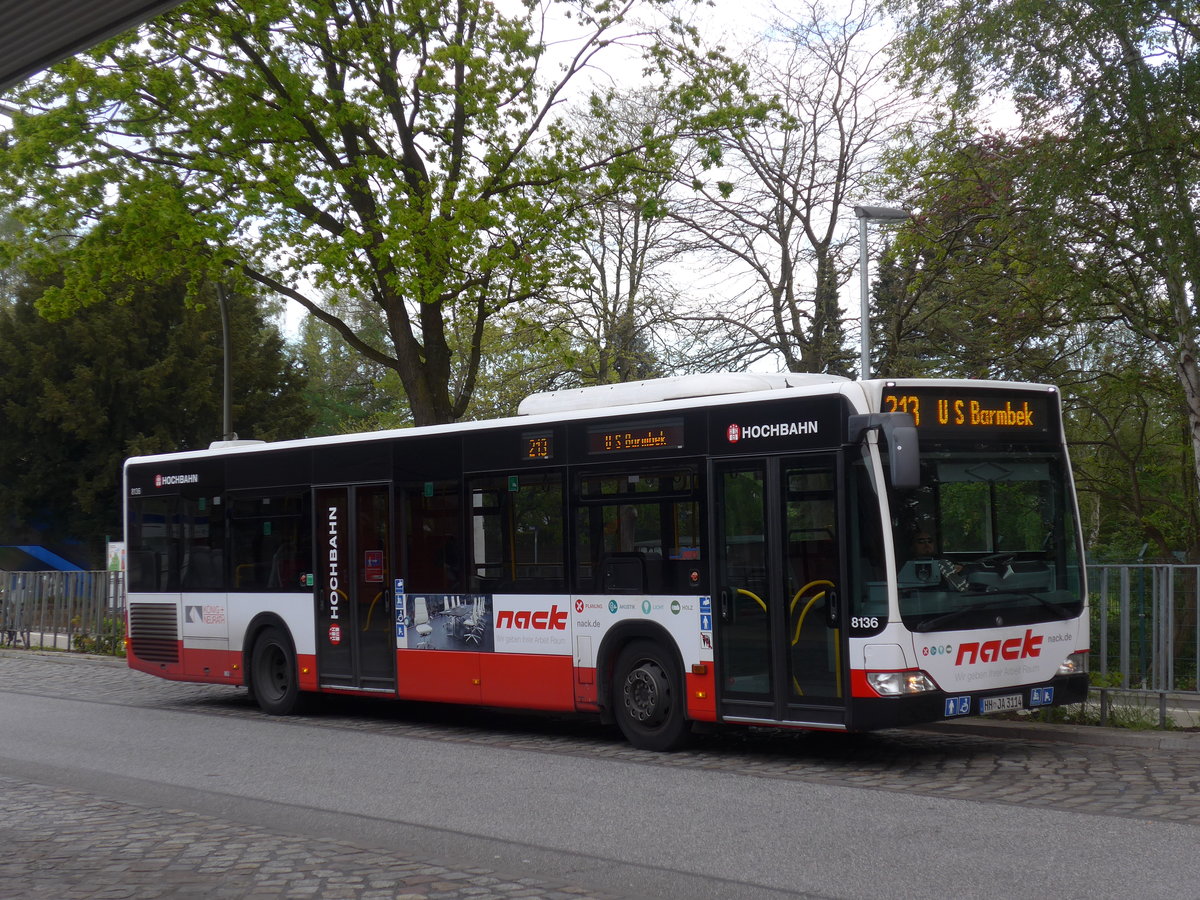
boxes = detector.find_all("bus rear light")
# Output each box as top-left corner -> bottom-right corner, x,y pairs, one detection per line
866,669 -> 938,696
1058,651 -> 1088,676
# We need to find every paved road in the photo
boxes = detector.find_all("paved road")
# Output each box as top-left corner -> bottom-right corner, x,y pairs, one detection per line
0,651 -> 1197,899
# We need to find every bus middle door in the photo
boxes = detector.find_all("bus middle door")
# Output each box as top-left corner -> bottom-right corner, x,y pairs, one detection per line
714,455 -> 846,727
314,484 -> 397,694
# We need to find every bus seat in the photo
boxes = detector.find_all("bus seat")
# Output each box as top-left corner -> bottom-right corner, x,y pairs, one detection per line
600,552 -> 645,593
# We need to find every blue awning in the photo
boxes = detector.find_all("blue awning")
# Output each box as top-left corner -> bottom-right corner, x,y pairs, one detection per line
0,546 -> 84,572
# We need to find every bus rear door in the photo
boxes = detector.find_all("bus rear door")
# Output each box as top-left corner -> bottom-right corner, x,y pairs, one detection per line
313,483 -> 397,693
714,455 -> 846,728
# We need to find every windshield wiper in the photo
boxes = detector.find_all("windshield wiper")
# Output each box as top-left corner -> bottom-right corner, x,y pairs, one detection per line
913,597 -> 1013,632
983,589 -> 1077,621
912,591 -> 1076,632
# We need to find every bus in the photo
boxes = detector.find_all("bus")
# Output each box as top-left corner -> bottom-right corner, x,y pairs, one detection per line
123,373 -> 1089,750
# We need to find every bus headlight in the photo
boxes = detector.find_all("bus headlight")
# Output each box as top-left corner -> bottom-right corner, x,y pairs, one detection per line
866,670 -> 938,696
1058,651 -> 1089,676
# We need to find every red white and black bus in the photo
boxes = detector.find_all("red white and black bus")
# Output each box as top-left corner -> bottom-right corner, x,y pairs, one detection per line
123,373 -> 1089,750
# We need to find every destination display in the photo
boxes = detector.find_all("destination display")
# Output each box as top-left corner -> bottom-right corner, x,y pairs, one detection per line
587,420 -> 685,454
881,388 -> 1052,436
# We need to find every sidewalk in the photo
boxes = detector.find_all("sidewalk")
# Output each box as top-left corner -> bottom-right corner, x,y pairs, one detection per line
920,714 -> 1200,751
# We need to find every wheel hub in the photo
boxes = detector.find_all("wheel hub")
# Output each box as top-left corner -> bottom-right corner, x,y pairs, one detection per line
624,662 -> 669,725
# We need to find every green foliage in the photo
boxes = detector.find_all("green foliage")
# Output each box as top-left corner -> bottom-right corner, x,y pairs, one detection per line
0,226 -> 312,562
0,0 -> 745,425
875,130 -> 1085,383
886,0 -> 1200,558
72,617 -> 126,657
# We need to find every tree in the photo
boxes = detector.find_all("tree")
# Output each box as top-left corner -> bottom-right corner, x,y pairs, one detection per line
888,0 -> 1200,554
1068,321 -> 1199,560
0,247 -> 312,564
674,0 -> 915,375
555,88 -> 714,385
873,130 -> 1086,383
0,0 -> 740,426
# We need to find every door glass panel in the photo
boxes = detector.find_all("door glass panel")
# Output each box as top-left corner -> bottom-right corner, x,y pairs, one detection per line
355,484 -> 393,685
717,467 -> 772,698
783,458 -> 842,701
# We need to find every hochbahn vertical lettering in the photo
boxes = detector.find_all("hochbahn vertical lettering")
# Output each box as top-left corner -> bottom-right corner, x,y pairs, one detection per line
327,505 -> 341,631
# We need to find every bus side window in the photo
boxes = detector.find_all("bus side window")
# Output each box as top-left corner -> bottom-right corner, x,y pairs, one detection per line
469,472 -> 564,594
572,469 -> 705,595
179,493 -> 225,591
400,481 -> 463,593
229,491 -> 311,592
129,496 -> 177,592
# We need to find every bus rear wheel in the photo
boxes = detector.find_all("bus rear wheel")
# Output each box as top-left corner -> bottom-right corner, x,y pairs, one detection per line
613,640 -> 690,752
249,625 -> 303,715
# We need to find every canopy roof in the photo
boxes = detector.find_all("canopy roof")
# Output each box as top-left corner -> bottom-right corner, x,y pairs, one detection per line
0,0 -> 185,93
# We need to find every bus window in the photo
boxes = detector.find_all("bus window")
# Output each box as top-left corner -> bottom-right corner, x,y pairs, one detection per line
179,493 -> 225,591
229,492 -> 311,591
128,496 -> 177,592
469,472 -> 564,593
400,481 -> 463,592
573,469 -> 705,594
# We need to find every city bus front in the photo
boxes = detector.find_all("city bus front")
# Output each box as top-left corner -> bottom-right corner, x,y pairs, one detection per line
850,381 -> 1090,728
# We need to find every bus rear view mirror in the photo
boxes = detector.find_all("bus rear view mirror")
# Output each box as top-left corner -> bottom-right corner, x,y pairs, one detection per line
848,412 -> 920,489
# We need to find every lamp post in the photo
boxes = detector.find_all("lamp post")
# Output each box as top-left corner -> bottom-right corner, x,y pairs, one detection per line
854,204 -> 910,380
216,282 -> 237,442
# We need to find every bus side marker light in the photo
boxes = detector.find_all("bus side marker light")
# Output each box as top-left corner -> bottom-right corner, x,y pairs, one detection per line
694,690 -> 708,700
691,664 -> 708,676
866,670 -> 938,696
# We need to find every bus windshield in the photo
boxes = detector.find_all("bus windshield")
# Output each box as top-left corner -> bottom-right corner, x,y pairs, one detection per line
890,447 -> 1084,633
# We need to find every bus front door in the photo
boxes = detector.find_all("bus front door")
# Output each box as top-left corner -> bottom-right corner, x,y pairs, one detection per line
714,456 -> 846,727
314,484 -> 397,693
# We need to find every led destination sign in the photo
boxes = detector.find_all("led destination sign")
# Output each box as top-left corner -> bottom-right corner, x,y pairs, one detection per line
522,431 -> 554,460
881,388 -> 1052,436
588,420 -> 685,454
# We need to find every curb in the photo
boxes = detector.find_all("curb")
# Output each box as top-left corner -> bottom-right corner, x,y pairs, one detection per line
915,716 -> 1200,751
0,647 -> 126,667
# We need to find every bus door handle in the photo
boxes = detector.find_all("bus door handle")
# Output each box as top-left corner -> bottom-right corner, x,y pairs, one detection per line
825,588 -> 840,628
719,587 -> 732,622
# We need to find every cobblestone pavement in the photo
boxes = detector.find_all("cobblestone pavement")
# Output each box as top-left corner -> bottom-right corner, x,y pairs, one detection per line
1,650 -> 1198,899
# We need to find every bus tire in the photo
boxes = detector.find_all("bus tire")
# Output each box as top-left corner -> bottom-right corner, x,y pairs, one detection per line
249,625 -> 304,716
613,640 -> 690,752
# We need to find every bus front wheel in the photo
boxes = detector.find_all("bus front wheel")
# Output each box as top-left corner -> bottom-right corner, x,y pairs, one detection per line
613,640 -> 690,752
249,625 -> 303,715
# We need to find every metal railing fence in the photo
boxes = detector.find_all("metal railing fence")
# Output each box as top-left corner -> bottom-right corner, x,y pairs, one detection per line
0,570 -> 125,655
1088,564 -> 1199,693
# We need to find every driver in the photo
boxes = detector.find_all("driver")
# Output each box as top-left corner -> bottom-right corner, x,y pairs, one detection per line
909,529 -> 968,591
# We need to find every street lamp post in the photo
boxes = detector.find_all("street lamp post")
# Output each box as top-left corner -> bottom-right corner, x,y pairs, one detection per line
216,282 -> 237,442
854,204 -> 910,380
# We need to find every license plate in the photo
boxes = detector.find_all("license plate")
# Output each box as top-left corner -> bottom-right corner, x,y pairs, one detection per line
980,693 -> 1024,715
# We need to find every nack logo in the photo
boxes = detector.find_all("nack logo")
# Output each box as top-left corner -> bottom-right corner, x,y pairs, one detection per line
955,629 -> 1043,666
496,605 -> 568,631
